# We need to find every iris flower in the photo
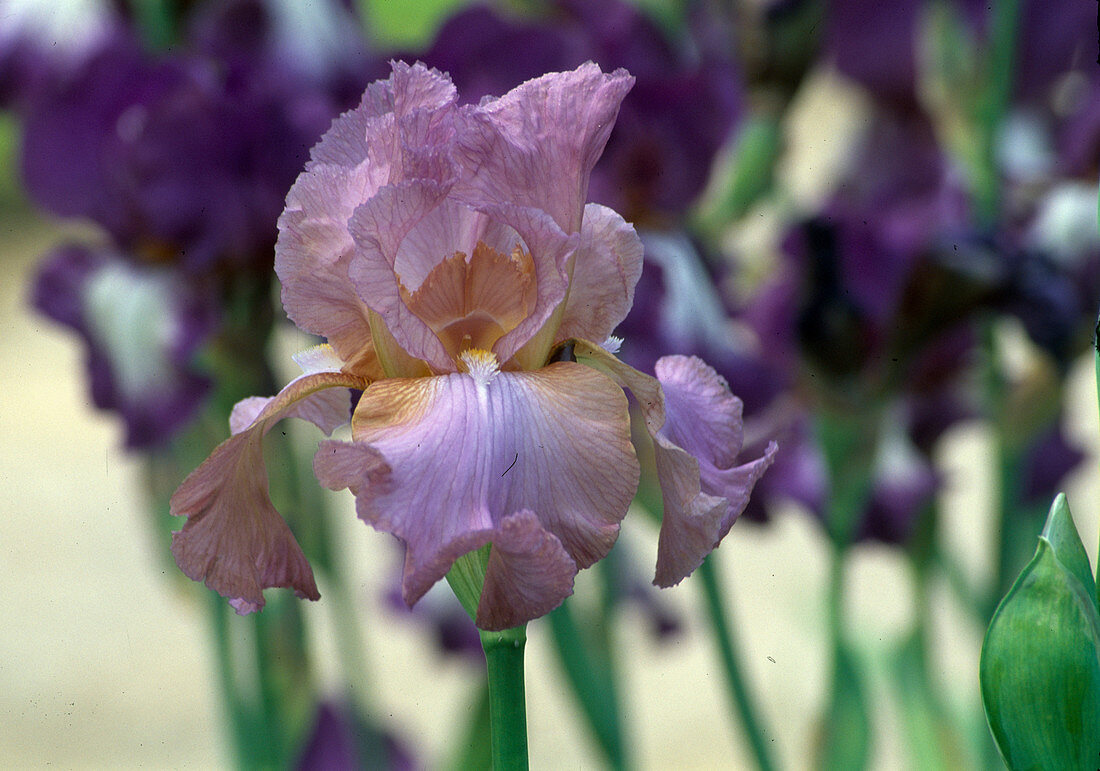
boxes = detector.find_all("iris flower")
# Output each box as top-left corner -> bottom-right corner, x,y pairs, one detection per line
170,62 -> 776,630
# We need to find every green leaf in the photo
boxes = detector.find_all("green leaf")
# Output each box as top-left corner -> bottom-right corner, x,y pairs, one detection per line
357,0 -> 473,49
1041,493 -> 1098,607
980,498 -> 1100,770
818,642 -> 871,770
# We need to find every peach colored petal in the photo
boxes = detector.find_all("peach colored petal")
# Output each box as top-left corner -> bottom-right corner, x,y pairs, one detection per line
347,179 -> 460,372
401,241 -> 536,358
480,203 -> 576,370
313,361 -> 637,627
170,370 -> 368,612
572,342 -> 776,586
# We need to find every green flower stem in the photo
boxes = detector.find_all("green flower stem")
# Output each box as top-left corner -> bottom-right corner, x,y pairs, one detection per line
208,592 -> 258,769
815,407 -> 880,769
130,0 -> 176,50
974,0 -> 1023,225
697,554 -> 775,771
547,599 -> 628,770
480,624 -> 530,771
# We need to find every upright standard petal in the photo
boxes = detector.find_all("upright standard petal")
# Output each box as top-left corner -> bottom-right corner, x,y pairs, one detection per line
276,165 -> 387,378
313,360 -> 638,628
572,342 -> 776,586
277,62 -> 460,377
170,369 -> 368,613
453,63 -> 635,234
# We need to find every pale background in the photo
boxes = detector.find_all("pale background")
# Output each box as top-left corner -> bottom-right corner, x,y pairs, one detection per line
3,77 -> 1099,770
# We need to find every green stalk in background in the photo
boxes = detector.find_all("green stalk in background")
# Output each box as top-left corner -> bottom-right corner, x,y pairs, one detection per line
814,406 -> 880,770
697,555 -> 776,771
634,475 -> 773,769
547,597 -> 629,770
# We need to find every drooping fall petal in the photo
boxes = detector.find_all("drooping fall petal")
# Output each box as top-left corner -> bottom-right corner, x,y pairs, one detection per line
312,360 -> 637,627
170,368 -> 368,613
654,355 -> 778,582
573,341 -> 776,586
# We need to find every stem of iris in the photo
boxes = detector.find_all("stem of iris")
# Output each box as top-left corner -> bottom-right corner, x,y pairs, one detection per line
447,547 -> 531,770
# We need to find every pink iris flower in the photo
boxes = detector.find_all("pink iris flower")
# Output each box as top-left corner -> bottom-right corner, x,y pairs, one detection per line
170,62 -> 777,631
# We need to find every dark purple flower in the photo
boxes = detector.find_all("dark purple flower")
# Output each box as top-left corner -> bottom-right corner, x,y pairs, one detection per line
0,0 -> 123,109
20,0 -> 383,447
1020,423 -> 1086,505
824,0 -> 1085,108
18,11 -> 367,275
30,244 -> 216,448
1057,78 -> 1100,180
823,0 -> 928,109
1012,0 -> 1095,103
297,701 -> 416,771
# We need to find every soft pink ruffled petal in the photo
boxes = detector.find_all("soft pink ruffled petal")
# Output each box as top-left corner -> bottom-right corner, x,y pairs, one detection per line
572,342 -> 776,587
277,63 -> 459,377
307,60 -> 457,173
454,63 -> 635,234
229,347 -> 357,435
312,362 -> 637,626
276,160 -> 385,378
555,203 -> 644,344
170,371 -> 368,612
477,510 -> 576,630
379,197 -> 525,293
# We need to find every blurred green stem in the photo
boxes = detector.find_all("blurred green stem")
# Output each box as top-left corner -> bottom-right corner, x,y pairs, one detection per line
130,0 -> 176,50
547,598 -> 629,770
974,0 -> 1022,225
480,625 -> 530,771
815,406 -> 879,769
446,681 -> 492,771
209,592 -> 258,769
1094,313 -> 1100,588
698,555 -> 776,771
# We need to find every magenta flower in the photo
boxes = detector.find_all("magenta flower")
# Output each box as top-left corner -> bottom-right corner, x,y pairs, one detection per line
170,62 -> 776,630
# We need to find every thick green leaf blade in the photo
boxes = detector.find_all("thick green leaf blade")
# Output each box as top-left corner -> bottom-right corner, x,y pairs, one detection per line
1040,493 -> 1098,607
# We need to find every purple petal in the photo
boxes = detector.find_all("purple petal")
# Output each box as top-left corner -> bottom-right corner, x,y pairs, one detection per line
452,62 -> 634,234
555,203 -> 644,345
573,342 -> 776,586
313,361 -> 638,629
30,243 -> 214,448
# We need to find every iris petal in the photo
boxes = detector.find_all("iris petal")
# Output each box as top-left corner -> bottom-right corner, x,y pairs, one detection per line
313,361 -> 637,628
573,341 -> 777,586
170,369 -> 368,613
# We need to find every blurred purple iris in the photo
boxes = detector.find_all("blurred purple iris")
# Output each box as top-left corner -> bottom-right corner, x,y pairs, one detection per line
824,0 -> 1091,109
14,0 -> 384,448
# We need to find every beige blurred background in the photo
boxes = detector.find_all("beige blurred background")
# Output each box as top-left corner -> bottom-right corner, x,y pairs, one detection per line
3,90 -> 1100,769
